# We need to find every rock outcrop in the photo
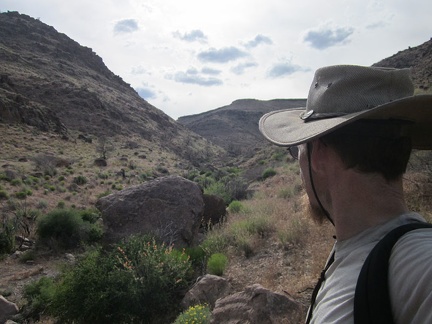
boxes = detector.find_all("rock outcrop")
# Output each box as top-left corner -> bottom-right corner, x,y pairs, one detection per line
96,176 -> 204,247
211,284 -> 304,324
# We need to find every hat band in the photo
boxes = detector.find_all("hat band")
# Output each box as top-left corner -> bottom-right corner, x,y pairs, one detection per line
300,110 -> 348,121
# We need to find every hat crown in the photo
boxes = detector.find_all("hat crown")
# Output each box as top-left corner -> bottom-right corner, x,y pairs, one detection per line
305,65 -> 414,118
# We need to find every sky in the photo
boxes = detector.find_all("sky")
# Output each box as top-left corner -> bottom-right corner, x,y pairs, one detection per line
1,0 -> 431,119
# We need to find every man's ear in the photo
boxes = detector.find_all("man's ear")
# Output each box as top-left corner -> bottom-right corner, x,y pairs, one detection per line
310,139 -> 328,174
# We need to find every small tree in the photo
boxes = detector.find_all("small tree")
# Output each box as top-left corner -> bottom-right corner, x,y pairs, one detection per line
96,136 -> 114,160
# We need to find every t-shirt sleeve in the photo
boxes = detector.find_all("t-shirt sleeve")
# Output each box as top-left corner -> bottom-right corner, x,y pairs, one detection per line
389,229 -> 432,324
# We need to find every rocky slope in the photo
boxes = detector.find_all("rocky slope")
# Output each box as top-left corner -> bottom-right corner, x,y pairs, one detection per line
0,11 -> 224,165
178,99 -> 306,156
373,38 -> 432,92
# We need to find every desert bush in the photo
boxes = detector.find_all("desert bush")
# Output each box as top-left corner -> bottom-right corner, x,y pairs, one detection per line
0,222 -> 15,255
228,200 -> 244,213
207,253 -> 228,276
11,178 -> 22,186
200,229 -> 230,256
37,209 -> 102,250
204,182 -> 231,204
56,201 -> 66,209
173,304 -> 211,324
33,154 -> 58,176
36,200 -> 48,210
22,276 -> 57,321
0,189 -> 9,200
50,236 -> 193,323
15,188 -> 32,199
262,168 -> 277,180
73,175 -> 87,185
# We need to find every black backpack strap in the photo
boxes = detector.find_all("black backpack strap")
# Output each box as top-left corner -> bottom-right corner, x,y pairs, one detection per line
306,251 -> 335,323
354,222 -> 432,324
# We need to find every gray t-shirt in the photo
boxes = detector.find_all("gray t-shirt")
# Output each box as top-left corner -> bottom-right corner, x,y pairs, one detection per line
309,213 -> 432,323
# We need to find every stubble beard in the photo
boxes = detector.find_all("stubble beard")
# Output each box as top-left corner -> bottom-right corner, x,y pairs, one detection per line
301,192 -> 327,224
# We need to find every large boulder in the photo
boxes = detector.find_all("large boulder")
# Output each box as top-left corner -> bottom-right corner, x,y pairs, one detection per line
211,284 -> 304,324
0,295 -> 18,324
202,194 -> 227,229
96,176 -> 204,247
181,275 -> 233,310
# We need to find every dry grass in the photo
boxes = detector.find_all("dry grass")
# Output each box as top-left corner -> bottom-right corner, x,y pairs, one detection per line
0,123 -> 191,214
214,163 -> 335,313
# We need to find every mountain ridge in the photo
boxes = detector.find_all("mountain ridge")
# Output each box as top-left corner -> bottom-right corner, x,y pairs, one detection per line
0,11 -> 225,165
179,39 -> 432,153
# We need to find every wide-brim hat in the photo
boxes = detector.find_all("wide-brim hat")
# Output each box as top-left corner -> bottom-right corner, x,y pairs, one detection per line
259,65 -> 432,149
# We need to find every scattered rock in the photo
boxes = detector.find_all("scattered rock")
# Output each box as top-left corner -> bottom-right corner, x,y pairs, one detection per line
181,275 -> 232,310
65,253 -> 75,263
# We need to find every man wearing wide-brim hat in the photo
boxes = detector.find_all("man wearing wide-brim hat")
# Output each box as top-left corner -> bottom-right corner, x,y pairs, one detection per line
259,65 -> 432,323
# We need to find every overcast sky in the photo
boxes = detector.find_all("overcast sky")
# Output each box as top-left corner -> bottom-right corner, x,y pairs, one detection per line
2,0 -> 431,119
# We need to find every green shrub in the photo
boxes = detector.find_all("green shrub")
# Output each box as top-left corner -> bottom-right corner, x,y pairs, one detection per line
207,253 -> 228,276
0,190 -> 9,200
228,200 -> 244,213
174,304 -> 211,324
262,168 -> 277,180
96,190 -> 111,198
79,209 -> 100,223
36,200 -> 48,210
37,209 -> 102,250
204,182 -> 230,204
56,201 -> 66,209
0,222 -> 15,255
200,230 -> 230,256
11,178 -> 22,186
23,277 -> 56,321
50,236 -> 193,323
73,175 -> 87,185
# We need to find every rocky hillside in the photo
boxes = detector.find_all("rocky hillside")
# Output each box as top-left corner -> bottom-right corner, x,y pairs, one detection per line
373,38 -> 432,92
0,11 -> 225,165
178,98 -> 306,156
179,39 -> 432,155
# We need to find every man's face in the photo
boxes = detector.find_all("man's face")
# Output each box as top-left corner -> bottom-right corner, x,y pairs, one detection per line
298,142 -> 327,224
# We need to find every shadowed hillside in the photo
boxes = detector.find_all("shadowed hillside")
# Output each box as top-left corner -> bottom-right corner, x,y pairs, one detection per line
0,11 -> 225,165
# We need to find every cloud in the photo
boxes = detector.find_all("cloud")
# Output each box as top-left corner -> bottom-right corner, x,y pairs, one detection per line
136,87 -> 156,100
131,66 -> 149,75
231,62 -> 258,75
166,68 -> 223,86
197,46 -> 249,63
114,19 -> 139,34
173,29 -> 207,42
365,21 -> 387,30
303,25 -> 354,49
267,60 -> 308,78
244,34 -> 273,48
201,67 -> 222,75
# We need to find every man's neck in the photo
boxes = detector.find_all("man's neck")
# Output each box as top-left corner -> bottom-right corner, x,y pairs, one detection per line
328,171 -> 409,241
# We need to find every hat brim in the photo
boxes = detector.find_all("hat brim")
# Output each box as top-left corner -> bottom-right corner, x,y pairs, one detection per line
259,95 -> 432,149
